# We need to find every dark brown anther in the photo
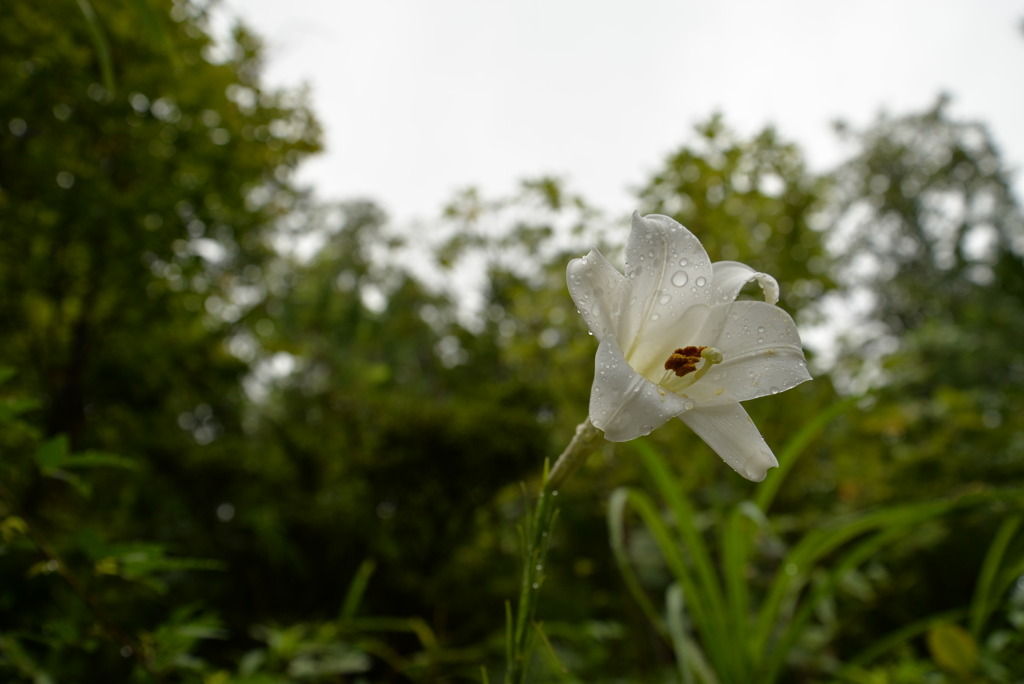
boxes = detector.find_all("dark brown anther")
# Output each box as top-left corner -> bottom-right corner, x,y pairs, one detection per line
664,345 -> 707,377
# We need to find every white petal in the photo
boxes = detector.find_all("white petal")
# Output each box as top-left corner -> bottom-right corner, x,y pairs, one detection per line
566,248 -> 628,342
620,212 -> 713,367
590,337 -> 693,442
687,301 -> 810,405
710,261 -> 779,305
678,403 -> 778,481
628,302 -> 712,381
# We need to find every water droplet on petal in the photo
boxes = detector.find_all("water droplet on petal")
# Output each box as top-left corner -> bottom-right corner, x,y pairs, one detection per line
671,270 -> 689,287
640,423 -> 654,435
695,276 -> 707,287
659,293 -> 671,305
770,386 -> 780,395
679,258 -> 688,267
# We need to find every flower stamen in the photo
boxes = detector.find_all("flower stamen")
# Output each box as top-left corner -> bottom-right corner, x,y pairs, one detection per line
660,345 -> 724,391
665,345 -> 705,377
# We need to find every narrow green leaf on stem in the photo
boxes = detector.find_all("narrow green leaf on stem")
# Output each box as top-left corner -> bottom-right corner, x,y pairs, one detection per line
506,486 -> 560,684
534,621 -> 571,680
504,600 -> 513,675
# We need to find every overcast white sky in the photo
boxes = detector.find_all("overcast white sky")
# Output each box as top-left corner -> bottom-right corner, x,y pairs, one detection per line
215,1 -> 1024,225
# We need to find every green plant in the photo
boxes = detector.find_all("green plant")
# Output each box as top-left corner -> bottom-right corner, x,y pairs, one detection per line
608,398 -> 1024,682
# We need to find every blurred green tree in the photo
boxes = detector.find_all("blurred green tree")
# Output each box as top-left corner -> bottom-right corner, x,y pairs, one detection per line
830,96 -> 1024,497
803,98 -> 1024,675
230,199 -> 556,640
0,0 -> 320,677
636,114 -> 835,313
0,0 -> 319,452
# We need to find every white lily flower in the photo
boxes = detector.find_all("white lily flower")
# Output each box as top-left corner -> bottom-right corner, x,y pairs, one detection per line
566,211 -> 811,481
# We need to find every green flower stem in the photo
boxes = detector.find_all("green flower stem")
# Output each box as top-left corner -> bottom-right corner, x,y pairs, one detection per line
545,418 -> 603,492
505,418 -> 603,683
505,485 -> 557,684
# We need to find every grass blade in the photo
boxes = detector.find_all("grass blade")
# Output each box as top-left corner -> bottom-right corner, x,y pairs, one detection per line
339,559 -> 377,619
666,583 -> 720,684
835,607 -> 968,678
969,514 -> 1022,638
126,0 -> 180,68
75,0 -> 116,94
752,498 -> 955,675
720,506 -> 752,680
608,488 -> 669,638
611,483 -> 735,680
754,396 -> 859,514
633,441 -> 732,673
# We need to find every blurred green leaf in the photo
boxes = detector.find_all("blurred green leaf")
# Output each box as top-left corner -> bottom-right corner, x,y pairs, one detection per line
34,435 -> 69,471
339,558 -> 376,620
0,634 -> 55,684
927,622 -> 978,677
970,515 -> 1023,638
73,0 -> 115,93
94,543 -> 224,594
